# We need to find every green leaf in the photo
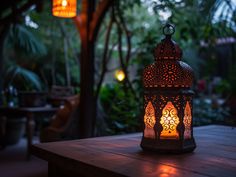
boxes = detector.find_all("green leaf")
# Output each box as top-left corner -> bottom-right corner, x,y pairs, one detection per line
4,66 -> 42,91
5,24 -> 47,56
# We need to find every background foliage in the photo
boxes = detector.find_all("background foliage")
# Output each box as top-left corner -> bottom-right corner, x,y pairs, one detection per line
2,0 -> 236,135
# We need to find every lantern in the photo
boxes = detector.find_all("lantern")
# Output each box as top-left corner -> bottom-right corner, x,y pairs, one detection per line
140,24 -> 196,153
52,0 -> 77,18
115,69 -> 125,82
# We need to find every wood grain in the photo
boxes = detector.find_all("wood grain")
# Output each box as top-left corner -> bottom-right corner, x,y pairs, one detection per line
31,125 -> 236,177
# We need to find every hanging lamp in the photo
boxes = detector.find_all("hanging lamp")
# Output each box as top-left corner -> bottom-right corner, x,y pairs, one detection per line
52,0 -> 77,18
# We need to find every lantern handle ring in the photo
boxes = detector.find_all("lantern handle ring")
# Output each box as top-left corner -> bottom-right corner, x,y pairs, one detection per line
163,23 -> 175,36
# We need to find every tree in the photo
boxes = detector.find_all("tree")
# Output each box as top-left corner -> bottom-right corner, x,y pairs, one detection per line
0,0 -> 43,104
73,0 -> 114,138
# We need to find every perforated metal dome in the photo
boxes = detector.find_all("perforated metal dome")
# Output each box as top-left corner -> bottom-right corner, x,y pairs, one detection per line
143,24 -> 194,88
154,37 -> 182,61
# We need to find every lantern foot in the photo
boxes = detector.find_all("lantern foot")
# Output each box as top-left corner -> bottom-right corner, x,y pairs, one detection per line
140,138 -> 196,153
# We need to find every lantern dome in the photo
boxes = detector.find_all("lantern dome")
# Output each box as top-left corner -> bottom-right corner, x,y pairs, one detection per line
143,24 -> 194,88
154,37 -> 182,60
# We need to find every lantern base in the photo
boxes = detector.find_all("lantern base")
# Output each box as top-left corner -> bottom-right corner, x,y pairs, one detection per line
140,137 -> 196,153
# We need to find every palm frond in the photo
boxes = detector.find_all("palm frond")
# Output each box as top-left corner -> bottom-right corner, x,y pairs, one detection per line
5,24 -> 47,56
4,66 -> 42,91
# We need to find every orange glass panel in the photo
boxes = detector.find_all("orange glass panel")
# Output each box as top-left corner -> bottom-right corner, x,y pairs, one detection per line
144,101 -> 156,139
184,101 -> 192,139
160,101 -> 179,139
52,0 -> 77,18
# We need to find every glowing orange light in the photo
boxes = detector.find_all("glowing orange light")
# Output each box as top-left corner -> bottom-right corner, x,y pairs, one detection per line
144,101 -> 156,138
52,0 -> 77,18
159,165 -> 177,177
160,101 -> 179,139
115,70 -> 125,82
62,0 -> 68,6
184,101 -> 192,139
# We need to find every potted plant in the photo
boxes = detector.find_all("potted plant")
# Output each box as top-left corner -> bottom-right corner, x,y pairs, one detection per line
1,66 -> 47,147
4,65 -> 47,107
0,23 -> 47,146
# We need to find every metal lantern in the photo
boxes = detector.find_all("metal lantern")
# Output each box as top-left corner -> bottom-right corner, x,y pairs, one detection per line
140,24 -> 196,153
52,0 -> 77,18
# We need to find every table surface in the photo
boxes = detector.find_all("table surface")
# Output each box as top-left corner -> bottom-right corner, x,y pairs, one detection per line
32,125 -> 236,177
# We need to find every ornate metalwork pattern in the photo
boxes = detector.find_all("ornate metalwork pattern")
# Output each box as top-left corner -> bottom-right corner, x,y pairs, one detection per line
180,61 -> 194,86
143,30 -> 194,88
144,101 -> 156,139
143,61 -> 193,88
184,101 -> 192,139
160,101 -> 180,139
154,39 -> 182,60
143,64 -> 156,87
159,95 -> 181,112
144,95 -> 157,108
160,63 -> 178,83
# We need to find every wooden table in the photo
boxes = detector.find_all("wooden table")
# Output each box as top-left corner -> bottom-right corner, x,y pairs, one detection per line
0,106 -> 58,159
32,125 -> 236,177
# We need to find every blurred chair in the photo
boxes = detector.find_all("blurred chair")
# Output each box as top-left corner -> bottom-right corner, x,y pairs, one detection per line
48,85 -> 74,107
40,94 -> 79,142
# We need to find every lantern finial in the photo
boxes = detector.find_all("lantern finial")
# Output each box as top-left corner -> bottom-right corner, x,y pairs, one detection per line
154,24 -> 182,61
163,23 -> 175,36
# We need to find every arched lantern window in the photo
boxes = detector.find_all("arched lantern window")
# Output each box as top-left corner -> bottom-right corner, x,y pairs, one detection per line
140,24 -> 196,153
52,0 -> 77,18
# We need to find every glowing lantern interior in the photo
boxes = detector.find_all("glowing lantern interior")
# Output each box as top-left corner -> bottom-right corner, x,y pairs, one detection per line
115,70 -> 125,82
52,0 -> 77,18
160,101 -> 179,139
144,101 -> 156,139
184,101 -> 192,139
